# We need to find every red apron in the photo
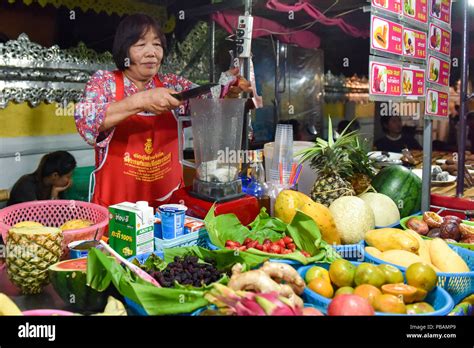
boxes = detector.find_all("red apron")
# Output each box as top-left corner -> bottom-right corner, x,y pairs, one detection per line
91,71 -> 183,208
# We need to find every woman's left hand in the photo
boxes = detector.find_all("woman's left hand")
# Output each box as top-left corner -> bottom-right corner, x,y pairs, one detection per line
225,67 -> 253,98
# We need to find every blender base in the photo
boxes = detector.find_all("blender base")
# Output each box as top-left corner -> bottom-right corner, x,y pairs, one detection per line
168,186 -> 260,226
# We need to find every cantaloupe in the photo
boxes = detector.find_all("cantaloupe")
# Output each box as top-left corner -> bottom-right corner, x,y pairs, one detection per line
359,192 -> 400,227
329,196 -> 375,244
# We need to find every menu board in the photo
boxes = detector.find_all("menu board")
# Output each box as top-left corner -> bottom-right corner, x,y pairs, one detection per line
403,0 -> 428,25
402,67 -> 425,97
370,61 -> 402,97
429,0 -> 452,26
428,23 -> 451,57
371,16 -> 403,56
372,0 -> 402,15
427,55 -> 450,87
403,27 -> 427,60
425,88 -> 449,117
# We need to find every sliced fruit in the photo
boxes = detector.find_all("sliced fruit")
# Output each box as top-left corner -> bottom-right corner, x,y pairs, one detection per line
48,258 -> 112,312
353,284 -> 382,306
308,278 -> 334,299
405,262 -> 438,292
406,302 -> 435,314
412,288 -> 428,302
354,263 -> 386,288
373,294 -> 407,314
381,283 -> 419,304
423,212 -> 443,228
377,264 -> 404,285
12,221 -> 43,228
329,259 -> 356,288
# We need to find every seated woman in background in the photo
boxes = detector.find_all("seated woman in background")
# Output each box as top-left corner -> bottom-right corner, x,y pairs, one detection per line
6,151 -> 77,206
374,116 -> 422,153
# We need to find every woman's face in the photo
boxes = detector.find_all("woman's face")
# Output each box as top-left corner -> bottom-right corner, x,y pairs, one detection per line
127,28 -> 163,81
51,171 -> 73,188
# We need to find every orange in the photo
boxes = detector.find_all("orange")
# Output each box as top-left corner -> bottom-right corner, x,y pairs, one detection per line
353,284 -> 382,306
308,278 -> 334,299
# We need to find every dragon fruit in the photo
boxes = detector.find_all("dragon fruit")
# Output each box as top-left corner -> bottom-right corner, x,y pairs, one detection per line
205,284 -> 303,316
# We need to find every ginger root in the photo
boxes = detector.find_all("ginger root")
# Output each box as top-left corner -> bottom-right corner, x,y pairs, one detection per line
259,262 -> 305,295
228,270 -> 282,293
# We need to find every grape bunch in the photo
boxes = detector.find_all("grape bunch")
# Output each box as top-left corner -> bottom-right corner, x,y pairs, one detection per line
151,256 -> 223,288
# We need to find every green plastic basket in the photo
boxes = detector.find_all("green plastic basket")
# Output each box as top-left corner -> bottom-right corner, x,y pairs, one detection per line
63,166 -> 95,202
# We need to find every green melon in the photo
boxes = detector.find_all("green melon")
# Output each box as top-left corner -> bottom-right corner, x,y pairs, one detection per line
371,165 -> 422,218
48,258 -> 113,313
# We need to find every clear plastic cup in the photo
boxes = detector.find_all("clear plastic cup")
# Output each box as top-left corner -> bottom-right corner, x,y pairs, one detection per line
271,124 -> 294,181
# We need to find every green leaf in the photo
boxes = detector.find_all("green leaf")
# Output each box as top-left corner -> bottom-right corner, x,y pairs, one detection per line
163,246 -> 269,273
86,248 -> 209,315
248,208 -> 286,243
204,205 -> 251,248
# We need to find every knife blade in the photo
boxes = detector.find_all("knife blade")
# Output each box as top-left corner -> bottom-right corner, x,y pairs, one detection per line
171,84 -> 218,101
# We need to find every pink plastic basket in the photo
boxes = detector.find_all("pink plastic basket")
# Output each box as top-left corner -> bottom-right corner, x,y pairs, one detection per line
0,200 -> 109,258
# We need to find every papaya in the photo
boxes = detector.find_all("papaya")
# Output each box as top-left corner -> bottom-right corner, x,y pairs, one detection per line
275,190 -> 341,244
274,190 -> 312,223
300,202 -> 341,245
429,238 -> 470,273
381,283 -> 419,304
365,228 -> 419,253
60,219 -> 93,231
404,229 -> 431,264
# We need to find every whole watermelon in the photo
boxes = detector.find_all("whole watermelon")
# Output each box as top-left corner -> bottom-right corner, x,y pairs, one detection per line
371,165 -> 422,218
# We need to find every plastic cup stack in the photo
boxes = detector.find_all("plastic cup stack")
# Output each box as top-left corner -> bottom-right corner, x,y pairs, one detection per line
270,124 -> 294,184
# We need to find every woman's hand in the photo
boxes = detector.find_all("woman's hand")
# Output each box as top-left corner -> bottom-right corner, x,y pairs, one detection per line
140,87 -> 182,114
51,180 -> 73,199
225,67 -> 253,98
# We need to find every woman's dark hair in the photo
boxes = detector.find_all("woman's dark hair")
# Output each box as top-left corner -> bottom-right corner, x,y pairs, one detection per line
112,14 -> 167,71
34,151 -> 77,179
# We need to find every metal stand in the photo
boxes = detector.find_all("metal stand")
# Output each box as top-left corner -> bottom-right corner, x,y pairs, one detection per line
421,116 -> 433,212
456,0 -> 471,197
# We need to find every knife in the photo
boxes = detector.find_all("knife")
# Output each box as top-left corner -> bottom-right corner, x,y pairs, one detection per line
171,83 -> 218,101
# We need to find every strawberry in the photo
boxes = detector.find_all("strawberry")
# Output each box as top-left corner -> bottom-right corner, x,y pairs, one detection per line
276,239 -> 286,248
262,244 -> 271,252
280,249 -> 292,255
301,250 -> 311,257
282,236 -> 293,245
226,240 -> 240,248
287,243 -> 296,251
247,240 -> 258,249
263,239 -> 272,246
238,246 -> 247,251
255,244 -> 264,251
243,238 -> 253,245
270,245 -> 282,254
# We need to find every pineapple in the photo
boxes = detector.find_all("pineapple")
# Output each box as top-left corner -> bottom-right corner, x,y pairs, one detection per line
348,137 -> 376,195
298,118 -> 356,206
6,226 -> 63,295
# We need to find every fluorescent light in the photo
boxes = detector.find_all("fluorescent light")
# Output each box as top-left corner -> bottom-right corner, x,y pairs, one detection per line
470,0 -> 474,7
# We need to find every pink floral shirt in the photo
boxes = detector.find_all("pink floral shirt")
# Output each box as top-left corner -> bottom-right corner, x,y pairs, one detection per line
75,70 -> 233,165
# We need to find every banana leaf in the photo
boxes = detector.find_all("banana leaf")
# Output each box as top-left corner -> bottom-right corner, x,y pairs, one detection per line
87,248 -> 208,315
204,207 -> 340,265
86,246 -> 270,315
163,246 -> 269,272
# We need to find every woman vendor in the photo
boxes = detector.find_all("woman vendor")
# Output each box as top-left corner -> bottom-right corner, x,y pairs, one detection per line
75,14 -> 251,208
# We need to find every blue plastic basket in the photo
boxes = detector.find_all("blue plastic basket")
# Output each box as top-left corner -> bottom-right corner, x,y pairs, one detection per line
364,245 -> 474,304
332,241 -> 365,261
190,303 -> 322,316
205,237 -> 302,267
298,262 -> 454,316
155,229 -> 210,253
